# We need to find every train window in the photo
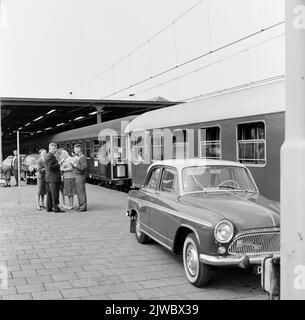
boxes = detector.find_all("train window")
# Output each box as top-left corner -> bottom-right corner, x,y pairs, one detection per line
173,129 -> 188,159
237,121 -> 266,166
99,137 -> 111,164
78,141 -> 83,150
66,142 -> 70,154
200,127 -> 221,159
93,140 -> 99,159
85,141 -> 91,158
132,134 -> 144,162
151,130 -> 164,161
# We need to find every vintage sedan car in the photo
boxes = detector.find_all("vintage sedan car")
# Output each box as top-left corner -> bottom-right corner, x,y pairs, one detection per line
126,159 -> 280,287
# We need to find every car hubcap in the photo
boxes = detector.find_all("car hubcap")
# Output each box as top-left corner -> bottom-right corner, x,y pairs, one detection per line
136,216 -> 141,237
186,243 -> 198,277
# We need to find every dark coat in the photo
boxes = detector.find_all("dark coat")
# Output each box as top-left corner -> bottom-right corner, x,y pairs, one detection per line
74,154 -> 87,177
44,152 -> 61,183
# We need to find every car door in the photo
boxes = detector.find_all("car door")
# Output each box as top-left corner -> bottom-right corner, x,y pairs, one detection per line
139,166 -> 162,233
149,167 -> 179,247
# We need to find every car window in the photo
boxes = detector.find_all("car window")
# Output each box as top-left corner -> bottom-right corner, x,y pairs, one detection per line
182,166 -> 257,192
145,167 -> 161,191
160,168 -> 178,194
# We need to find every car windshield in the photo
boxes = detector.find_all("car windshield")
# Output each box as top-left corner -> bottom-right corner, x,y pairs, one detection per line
182,165 -> 257,193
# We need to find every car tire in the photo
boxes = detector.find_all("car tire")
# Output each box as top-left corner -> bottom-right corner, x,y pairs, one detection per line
183,233 -> 211,287
135,212 -> 149,244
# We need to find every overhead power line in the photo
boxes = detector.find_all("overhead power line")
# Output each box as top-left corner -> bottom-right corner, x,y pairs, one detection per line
119,32 -> 285,99
102,21 -> 284,99
71,0 -> 205,94
180,74 -> 285,103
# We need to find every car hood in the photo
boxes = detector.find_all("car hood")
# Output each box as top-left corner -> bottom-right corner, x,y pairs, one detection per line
179,192 -> 280,231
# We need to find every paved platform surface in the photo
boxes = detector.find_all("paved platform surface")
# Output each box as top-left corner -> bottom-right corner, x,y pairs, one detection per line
0,183 -> 268,300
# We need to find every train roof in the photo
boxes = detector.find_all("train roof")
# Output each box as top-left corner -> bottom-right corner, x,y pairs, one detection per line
124,79 -> 285,133
50,115 -> 137,142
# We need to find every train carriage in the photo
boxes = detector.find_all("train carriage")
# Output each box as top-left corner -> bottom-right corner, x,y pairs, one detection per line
125,79 -> 285,201
20,115 -> 136,189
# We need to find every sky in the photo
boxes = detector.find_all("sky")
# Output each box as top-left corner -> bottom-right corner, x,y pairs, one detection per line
0,0 -> 285,101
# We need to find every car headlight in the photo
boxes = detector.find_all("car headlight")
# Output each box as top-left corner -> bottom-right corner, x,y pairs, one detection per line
214,220 -> 234,243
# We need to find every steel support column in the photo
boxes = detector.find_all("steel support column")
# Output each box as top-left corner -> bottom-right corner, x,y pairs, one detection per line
0,99 -> 2,165
95,106 -> 104,124
281,0 -> 305,299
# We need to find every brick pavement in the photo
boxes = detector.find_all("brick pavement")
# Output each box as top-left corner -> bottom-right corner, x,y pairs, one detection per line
0,183 -> 268,300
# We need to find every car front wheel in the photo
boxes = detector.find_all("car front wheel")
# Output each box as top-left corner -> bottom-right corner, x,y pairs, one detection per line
135,212 -> 149,244
183,233 -> 211,287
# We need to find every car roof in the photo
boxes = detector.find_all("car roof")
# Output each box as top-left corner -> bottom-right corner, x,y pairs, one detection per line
149,159 -> 246,170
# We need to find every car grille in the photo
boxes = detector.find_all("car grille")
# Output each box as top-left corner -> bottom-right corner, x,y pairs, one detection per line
228,232 -> 280,255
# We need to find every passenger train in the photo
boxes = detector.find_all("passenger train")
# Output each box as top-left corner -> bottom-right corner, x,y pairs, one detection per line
19,79 -> 285,201
19,116 -> 136,190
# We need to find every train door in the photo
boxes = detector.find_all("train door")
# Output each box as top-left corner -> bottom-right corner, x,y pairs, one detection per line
110,135 -> 129,183
130,131 -> 151,188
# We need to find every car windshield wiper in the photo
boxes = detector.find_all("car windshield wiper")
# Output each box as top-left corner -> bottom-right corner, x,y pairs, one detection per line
218,186 -> 258,193
218,185 -> 240,190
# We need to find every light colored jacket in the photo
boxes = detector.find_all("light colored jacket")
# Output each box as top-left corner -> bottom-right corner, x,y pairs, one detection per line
61,157 -> 75,179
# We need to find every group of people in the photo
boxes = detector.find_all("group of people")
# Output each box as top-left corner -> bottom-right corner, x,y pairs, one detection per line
0,150 -> 21,187
36,142 -> 88,213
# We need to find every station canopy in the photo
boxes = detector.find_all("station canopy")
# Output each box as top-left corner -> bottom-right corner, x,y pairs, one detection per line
0,96 -> 177,148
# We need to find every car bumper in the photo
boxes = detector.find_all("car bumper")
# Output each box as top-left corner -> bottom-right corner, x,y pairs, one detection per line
199,253 -> 279,268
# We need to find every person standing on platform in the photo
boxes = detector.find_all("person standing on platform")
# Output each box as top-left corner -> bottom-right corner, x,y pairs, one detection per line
72,144 -> 87,212
11,149 -> 21,186
60,149 -> 76,210
55,149 -> 66,208
44,143 -> 64,213
36,149 -> 47,211
0,163 -> 12,187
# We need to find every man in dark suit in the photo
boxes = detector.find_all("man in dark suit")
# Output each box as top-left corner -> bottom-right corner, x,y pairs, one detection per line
72,144 -> 87,212
44,143 -> 64,213
11,150 -> 21,186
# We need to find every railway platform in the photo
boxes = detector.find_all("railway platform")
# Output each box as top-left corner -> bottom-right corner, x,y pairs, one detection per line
0,183 -> 267,300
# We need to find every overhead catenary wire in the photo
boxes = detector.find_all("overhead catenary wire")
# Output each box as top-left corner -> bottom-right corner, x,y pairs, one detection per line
101,21 -> 284,99
180,74 -> 285,102
71,0 -> 205,95
117,32 -> 285,100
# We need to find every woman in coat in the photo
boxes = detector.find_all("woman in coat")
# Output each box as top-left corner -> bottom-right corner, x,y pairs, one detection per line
0,164 -> 12,187
36,149 -> 47,210
60,149 -> 76,210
